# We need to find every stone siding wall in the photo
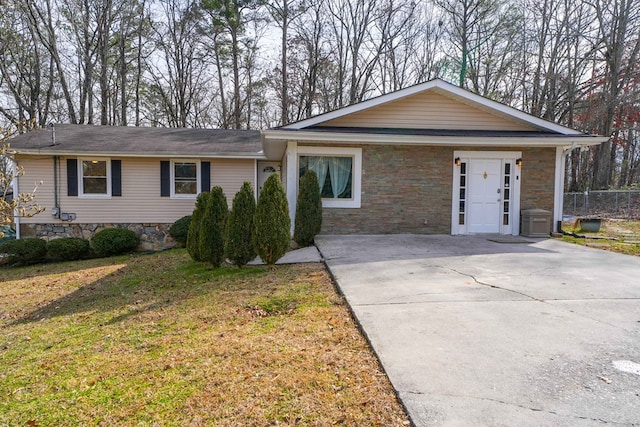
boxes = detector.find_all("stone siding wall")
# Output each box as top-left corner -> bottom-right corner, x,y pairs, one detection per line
20,223 -> 176,251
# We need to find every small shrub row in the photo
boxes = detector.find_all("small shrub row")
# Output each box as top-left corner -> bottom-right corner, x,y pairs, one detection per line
0,228 -> 139,266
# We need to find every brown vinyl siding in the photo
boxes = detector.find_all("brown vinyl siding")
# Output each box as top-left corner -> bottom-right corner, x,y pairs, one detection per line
320,91 -> 537,131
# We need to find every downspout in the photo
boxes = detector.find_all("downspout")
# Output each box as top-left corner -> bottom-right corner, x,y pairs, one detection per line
51,123 -> 61,220
52,156 -> 60,219
12,159 -> 20,239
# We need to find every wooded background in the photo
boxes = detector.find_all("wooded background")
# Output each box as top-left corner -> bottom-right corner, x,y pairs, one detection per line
0,0 -> 638,190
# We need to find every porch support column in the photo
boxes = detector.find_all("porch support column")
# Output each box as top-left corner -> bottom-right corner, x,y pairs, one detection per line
553,146 -> 566,233
286,140 -> 298,235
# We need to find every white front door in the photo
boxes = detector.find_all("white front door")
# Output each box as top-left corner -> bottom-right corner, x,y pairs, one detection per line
257,162 -> 280,194
452,151 -> 521,236
467,159 -> 502,233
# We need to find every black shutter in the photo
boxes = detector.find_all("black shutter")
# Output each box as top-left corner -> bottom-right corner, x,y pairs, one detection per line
111,160 -> 122,196
201,161 -> 210,193
67,158 -> 78,196
160,161 -> 170,197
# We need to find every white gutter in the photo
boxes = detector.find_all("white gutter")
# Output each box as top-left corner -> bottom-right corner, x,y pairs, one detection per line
11,149 -> 267,160
263,130 -> 609,147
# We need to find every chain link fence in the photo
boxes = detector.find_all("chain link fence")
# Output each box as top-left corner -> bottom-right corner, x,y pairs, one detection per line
563,191 -> 640,219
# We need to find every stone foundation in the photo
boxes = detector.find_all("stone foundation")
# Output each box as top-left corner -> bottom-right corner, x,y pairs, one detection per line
20,223 -> 177,251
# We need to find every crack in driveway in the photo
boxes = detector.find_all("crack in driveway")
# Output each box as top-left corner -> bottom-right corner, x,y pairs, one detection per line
446,267 -> 543,302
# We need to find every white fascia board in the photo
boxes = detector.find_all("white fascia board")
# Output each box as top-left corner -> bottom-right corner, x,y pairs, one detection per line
429,81 -> 584,135
11,149 -> 267,160
282,78 -> 587,135
263,130 -> 609,148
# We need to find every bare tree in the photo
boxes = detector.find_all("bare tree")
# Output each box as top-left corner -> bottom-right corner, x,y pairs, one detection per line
0,5 -> 55,126
147,0 -> 211,127
587,0 -> 640,189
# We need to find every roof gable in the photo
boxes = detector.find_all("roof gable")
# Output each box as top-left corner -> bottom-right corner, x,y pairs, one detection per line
283,79 -> 583,135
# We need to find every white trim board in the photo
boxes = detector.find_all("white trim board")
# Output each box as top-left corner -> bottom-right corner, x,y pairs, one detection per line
451,151 -> 522,236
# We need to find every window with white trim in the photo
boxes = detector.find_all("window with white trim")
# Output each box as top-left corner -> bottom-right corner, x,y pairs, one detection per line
171,160 -> 200,198
299,156 -> 353,199
79,158 -> 111,197
297,147 -> 362,208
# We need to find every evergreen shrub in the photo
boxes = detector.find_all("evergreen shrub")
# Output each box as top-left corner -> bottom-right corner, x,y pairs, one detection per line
199,186 -> 228,267
47,237 -> 90,261
294,170 -> 322,247
169,215 -> 192,246
0,238 -> 47,265
253,174 -> 290,267
91,228 -> 138,257
186,192 -> 209,261
225,182 -> 257,267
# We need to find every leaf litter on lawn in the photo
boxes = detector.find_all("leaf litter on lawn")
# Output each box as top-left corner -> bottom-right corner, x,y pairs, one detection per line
1,249 -> 410,426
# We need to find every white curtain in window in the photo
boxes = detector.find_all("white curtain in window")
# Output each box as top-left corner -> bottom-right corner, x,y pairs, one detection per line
307,156 -> 328,192
328,157 -> 351,198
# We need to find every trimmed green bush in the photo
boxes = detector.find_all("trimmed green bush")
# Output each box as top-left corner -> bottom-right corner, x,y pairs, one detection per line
294,170 -> 322,247
91,228 -> 139,257
187,192 -> 210,261
169,215 -> 192,246
253,174 -> 290,267
225,182 -> 257,268
0,238 -> 47,265
199,186 -> 228,268
47,237 -> 90,261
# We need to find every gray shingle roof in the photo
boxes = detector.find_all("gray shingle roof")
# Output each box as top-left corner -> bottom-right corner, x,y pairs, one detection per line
9,125 -> 264,158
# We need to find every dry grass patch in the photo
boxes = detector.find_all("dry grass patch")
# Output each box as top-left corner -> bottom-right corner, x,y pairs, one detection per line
0,250 -> 409,426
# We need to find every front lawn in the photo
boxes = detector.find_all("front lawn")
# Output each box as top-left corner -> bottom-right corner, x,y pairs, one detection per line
0,250 -> 409,426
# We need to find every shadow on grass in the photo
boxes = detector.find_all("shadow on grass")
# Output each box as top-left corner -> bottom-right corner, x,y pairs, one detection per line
6,250 -> 268,326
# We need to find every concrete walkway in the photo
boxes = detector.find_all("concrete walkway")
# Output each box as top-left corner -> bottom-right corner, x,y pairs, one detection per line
315,235 -> 640,427
248,245 -> 322,265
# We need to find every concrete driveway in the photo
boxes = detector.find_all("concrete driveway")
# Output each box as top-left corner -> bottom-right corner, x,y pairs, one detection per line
314,235 -> 640,426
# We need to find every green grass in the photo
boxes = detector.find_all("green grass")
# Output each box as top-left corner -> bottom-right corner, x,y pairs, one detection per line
0,249 -> 409,426
560,219 -> 640,256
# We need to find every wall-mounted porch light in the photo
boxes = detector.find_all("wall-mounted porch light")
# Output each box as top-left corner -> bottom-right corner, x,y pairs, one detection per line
516,158 -> 523,167
454,157 -> 461,166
